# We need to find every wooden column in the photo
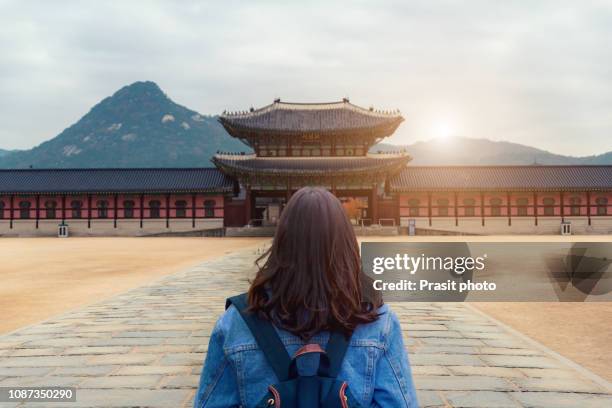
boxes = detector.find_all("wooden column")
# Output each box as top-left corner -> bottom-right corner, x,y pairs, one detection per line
507,191 -> 512,226
560,191 -> 565,222
9,195 -> 14,229
533,192 -> 538,226
454,191 -> 458,226
244,187 -> 252,225
35,195 -> 40,229
286,179 -> 292,202
587,191 -> 592,225
87,194 -> 92,228
165,193 -> 171,228
61,194 -> 66,223
113,194 -> 118,228
480,192 -> 485,227
427,192 -> 432,226
191,193 -> 196,228
371,186 -> 379,224
140,193 -> 144,228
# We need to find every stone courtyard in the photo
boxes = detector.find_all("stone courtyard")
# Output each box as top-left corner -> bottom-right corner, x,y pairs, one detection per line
0,244 -> 610,407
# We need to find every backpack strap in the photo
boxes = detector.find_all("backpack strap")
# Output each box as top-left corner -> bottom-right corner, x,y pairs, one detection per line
321,331 -> 351,378
226,293 -> 292,382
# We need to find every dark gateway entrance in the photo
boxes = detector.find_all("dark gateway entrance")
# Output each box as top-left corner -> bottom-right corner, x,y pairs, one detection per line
249,190 -> 372,227
213,99 -> 410,228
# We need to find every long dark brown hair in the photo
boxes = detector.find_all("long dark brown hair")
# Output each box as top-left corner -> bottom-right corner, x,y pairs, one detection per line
248,187 -> 382,340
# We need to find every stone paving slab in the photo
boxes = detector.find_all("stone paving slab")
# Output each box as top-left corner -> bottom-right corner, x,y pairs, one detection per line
0,245 -> 611,407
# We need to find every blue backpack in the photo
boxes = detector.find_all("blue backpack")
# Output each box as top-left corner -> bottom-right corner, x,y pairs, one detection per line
226,294 -> 363,408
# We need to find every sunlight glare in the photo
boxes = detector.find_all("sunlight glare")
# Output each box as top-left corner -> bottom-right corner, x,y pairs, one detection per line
433,122 -> 454,140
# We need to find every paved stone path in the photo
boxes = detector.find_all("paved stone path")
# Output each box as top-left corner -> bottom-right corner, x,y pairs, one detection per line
0,244 -> 611,407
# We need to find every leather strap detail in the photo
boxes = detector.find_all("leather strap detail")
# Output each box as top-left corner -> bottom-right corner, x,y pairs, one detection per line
339,382 -> 349,408
294,343 -> 325,358
268,385 -> 281,407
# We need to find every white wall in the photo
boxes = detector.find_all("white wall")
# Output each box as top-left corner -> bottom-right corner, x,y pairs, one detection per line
400,216 -> 612,235
2,216 -> 610,236
0,218 -> 223,237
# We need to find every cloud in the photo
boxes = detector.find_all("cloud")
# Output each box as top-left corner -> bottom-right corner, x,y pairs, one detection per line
0,0 -> 611,155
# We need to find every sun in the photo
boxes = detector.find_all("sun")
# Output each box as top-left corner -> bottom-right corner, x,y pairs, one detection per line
433,122 -> 454,140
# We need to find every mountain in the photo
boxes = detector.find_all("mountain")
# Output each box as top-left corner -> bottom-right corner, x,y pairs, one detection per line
0,81 -> 248,168
0,149 -> 15,158
373,138 -> 612,165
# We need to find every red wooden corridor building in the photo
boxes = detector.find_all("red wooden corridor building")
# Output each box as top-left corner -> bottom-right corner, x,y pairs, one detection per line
1,99 -> 610,236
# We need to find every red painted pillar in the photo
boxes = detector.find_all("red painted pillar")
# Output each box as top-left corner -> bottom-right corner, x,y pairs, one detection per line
140,193 -> 144,229
480,192 -> 485,227
35,195 -> 40,229
454,192 -> 458,226
587,191 -> 591,225
191,193 -> 196,228
533,192 -> 538,226
427,192 -> 432,226
371,186 -> 379,224
507,191 -> 512,226
165,193 -> 170,228
113,194 -> 118,228
286,178 -> 292,203
87,194 -> 92,228
245,187 -> 252,226
560,191 -> 565,222
61,194 -> 66,223
9,195 -> 14,229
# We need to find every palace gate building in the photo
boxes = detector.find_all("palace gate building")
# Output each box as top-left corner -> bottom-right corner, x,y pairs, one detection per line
0,99 -> 611,236
214,99 -> 409,227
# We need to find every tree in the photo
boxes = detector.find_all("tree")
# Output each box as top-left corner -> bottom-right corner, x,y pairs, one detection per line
342,197 -> 362,224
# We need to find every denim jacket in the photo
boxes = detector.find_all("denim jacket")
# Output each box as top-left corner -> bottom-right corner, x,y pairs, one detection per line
194,303 -> 418,407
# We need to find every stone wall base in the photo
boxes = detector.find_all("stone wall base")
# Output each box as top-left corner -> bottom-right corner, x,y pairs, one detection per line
0,219 -> 224,237
400,217 -> 612,235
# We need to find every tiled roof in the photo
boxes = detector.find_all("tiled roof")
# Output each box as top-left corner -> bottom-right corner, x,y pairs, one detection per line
0,168 -> 233,194
213,153 -> 410,175
219,100 -> 403,134
390,166 -> 612,192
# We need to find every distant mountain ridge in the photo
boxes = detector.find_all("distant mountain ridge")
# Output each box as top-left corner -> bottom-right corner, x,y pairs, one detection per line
0,81 -> 610,168
374,139 -> 612,165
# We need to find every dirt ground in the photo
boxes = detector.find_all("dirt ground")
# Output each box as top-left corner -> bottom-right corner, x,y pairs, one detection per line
473,302 -> 612,382
1,235 -> 610,382
0,237 -> 267,334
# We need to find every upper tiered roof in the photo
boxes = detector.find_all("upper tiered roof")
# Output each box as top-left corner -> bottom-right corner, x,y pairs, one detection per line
219,99 -> 403,137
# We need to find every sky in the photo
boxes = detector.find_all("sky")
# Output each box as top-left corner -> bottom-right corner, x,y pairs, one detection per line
0,0 -> 611,156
